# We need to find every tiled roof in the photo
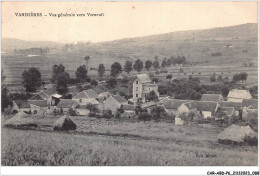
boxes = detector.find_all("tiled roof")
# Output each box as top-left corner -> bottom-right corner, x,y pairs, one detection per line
121,104 -> 136,111
28,100 -> 48,107
30,91 -> 50,100
220,101 -> 242,111
57,99 -> 77,109
227,89 -> 252,99
217,107 -> 235,116
185,101 -> 218,113
242,99 -> 258,109
113,95 -> 128,104
163,99 -> 191,109
142,101 -> 157,109
136,74 -> 151,83
13,100 -> 30,109
72,89 -> 99,99
201,94 -> 223,102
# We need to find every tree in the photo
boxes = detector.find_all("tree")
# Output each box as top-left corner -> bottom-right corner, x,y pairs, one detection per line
239,72 -> 248,83
166,74 -> 172,80
138,112 -> 151,122
145,60 -> 152,71
153,60 -> 160,69
221,86 -> 230,97
166,58 -> 172,67
106,78 -> 117,88
150,106 -> 166,122
217,75 -> 223,82
84,55 -> 90,70
98,64 -> 105,79
86,103 -> 99,114
110,62 -> 122,77
124,61 -> 133,74
56,72 -> 70,94
145,91 -> 159,102
90,79 -> 98,86
75,65 -> 87,82
133,59 -> 144,73
232,74 -> 240,83
22,67 -> 42,92
2,87 -> 12,111
210,73 -> 216,82
161,57 -> 167,68
51,64 -> 65,83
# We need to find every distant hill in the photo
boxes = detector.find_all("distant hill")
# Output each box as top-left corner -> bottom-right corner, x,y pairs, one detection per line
1,38 -> 61,52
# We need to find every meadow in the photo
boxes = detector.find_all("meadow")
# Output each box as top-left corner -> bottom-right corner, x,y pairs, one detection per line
1,116 -> 258,166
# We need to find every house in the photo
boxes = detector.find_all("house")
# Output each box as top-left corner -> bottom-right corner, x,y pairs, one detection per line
200,94 -> 223,103
50,93 -> 62,106
121,104 -> 136,118
220,101 -> 242,116
216,107 -> 235,118
30,91 -> 50,101
101,95 -> 128,114
163,99 -> 191,115
72,89 -> 99,105
179,101 -> 219,119
132,74 -> 159,102
242,99 -> 258,120
227,89 -> 252,102
242,99 -> 258,109
12,100 -> 31,113
28,100 -> 48,114
57,99 -> 78,114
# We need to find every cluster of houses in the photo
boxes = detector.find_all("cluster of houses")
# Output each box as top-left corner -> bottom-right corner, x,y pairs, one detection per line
12,73 -> 257,122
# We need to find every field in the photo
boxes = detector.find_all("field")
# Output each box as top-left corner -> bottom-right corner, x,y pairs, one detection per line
1,116 -> 258,166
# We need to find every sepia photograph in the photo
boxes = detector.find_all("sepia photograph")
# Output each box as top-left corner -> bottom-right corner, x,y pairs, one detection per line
1,1 -> 258,173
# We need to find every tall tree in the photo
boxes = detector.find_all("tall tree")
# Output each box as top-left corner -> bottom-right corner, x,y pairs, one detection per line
22,67 -> 42,92
2,71 -> 12,111
75,65 -> 87,82
232,74 -> 240,83
56,72 -> 70,94
153,60 -> 160,69
84,55 -> 90,70
239,72 -> 248,83
110,62 -> 122,77
51,64 -> 65,83
161,57 -> 167,68
134,59 -> 143,73
124,61 -> 133,74
98,64 -> 105,79
145,60 -> 152,70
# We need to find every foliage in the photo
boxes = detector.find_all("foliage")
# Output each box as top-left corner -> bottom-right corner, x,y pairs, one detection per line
86,103 -> 99,114
2,87 -> 13,111
211,52 -> 222,57
152,78 -> 159,83
153,60 -> 160,69
166,74 -> 172,80
232,72 -> 248,83
22,67 -> 42,92
210,73 -> 216,82
110,62 -> 122,77
133,59 -> 144,73
98,64 -> 105,79
217,75 -> 223,82
150,106 -> 167,122
9,92 -> 30,100
56,72 -> 70,95
145,91 -> 159,102
61,94 -> 72,99
68,108 -> 77,116
145,60 -> 153,70
161,58 -> 167,68
106,78 -> 117,88
99,110 -> 113,119
75,65 -> 88,82
170,56 -> 186,65
249,86 -> 258,95
138,112 -> 151,122
90,79 -> 98,86
124,61 -> 133,74
51,64 -> 65,83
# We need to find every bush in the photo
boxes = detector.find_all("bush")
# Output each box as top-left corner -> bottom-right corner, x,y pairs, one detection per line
101,110 -> 113,119
90,79 -> 98,86
152,78 -> 159,83
68,108 -> 77,116
85,77 -> 91,82
138,112 -> 151,122
61,94 -> 72,99
12,110 -> 18,114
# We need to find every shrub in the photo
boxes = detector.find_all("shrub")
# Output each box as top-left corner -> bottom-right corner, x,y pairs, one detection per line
101,110 -> 113,119
90,79 -> 98,86
152,78 -> 159,83
68,108 -> 77,116
138,112 -> 151,122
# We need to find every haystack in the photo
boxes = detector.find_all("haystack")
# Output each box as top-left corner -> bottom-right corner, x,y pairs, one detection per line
53,115 -> 77,131
4,111 -> 37,128
218,124 -> 257,145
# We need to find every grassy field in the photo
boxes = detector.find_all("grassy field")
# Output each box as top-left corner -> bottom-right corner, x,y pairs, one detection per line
1,116 -> 258,166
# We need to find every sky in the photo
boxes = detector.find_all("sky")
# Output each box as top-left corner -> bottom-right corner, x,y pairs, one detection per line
2,1 -> 258,43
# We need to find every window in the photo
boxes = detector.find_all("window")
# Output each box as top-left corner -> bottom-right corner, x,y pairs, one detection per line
79,99 -> 82,103
136,87 -> 138,91
136,94 -> 138,97
136,81 -> 138,84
